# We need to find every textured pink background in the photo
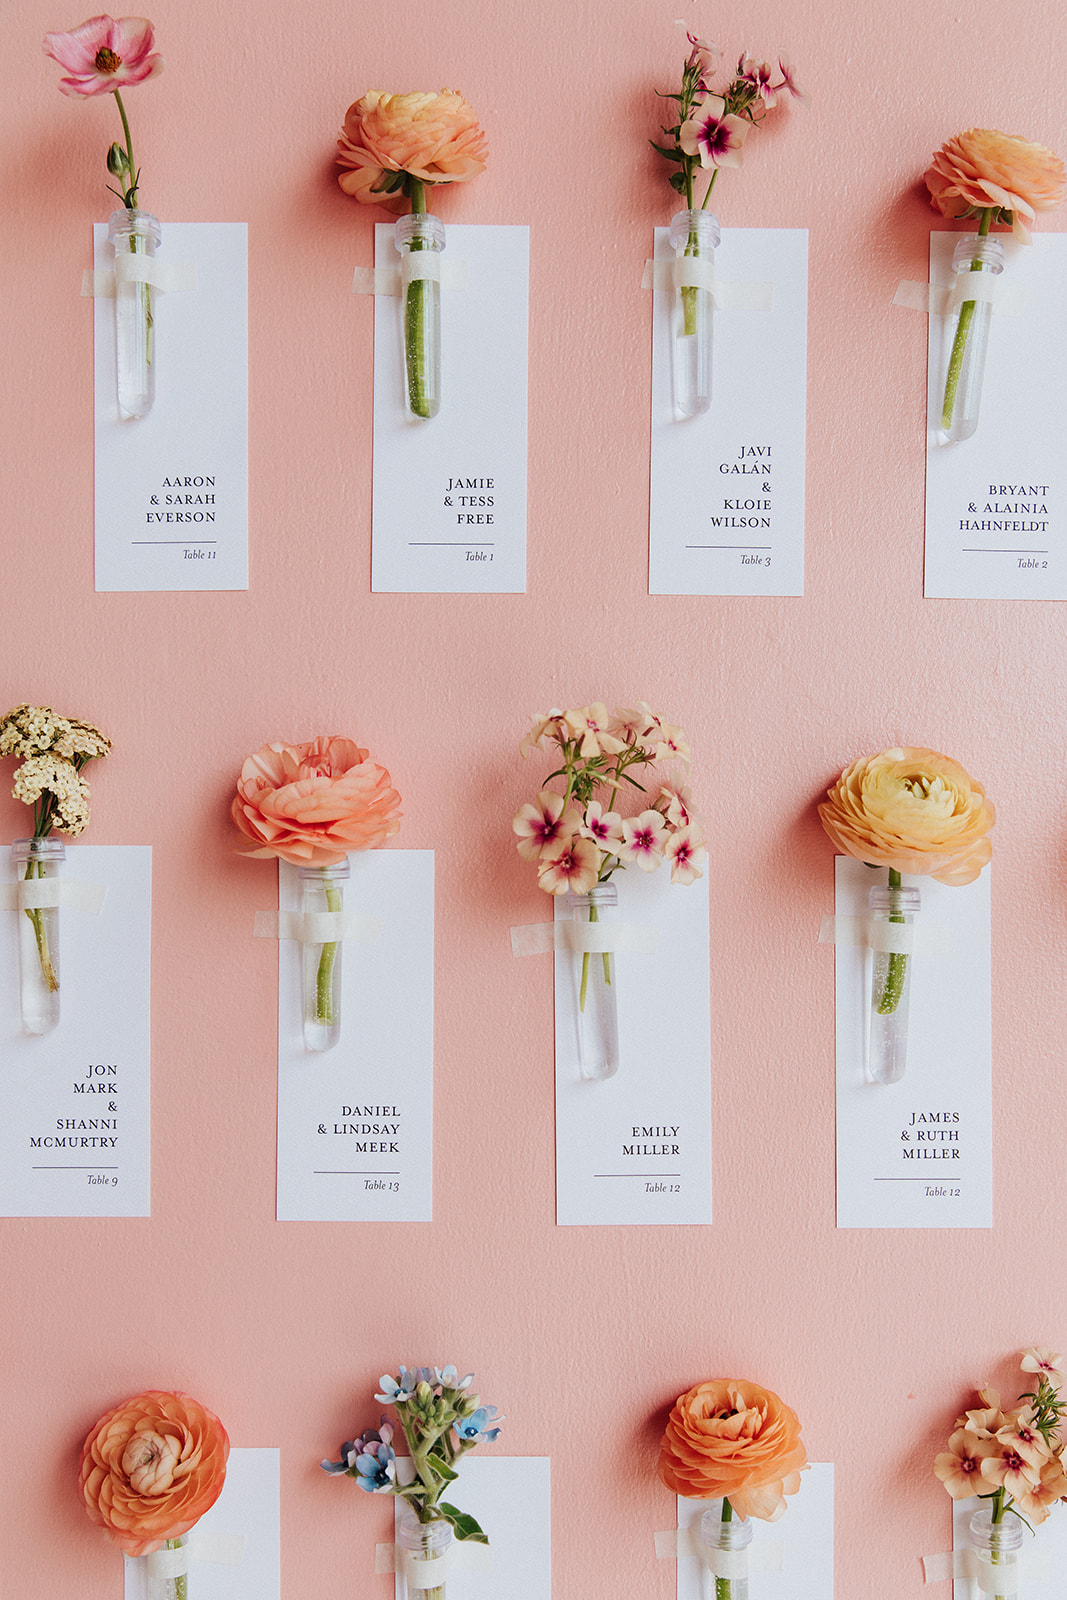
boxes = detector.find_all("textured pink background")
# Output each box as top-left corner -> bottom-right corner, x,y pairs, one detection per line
3,0 -> 1067,1595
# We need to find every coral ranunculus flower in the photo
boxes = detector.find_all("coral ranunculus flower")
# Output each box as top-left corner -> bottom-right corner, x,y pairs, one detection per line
337,89 -> 488,206
818,747 -> 994,886
658,1378 -> 807,1521
43,14 -> 163,97
79,1390 -> 229,1556
924,128 -> 1067,242
232,737 -> 403,867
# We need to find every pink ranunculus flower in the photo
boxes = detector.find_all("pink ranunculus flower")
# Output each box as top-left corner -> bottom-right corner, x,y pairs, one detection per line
925,128 -> 1067,242
43,14 -> 163,97
337,89 -> 488,206
232,737 -> 402,867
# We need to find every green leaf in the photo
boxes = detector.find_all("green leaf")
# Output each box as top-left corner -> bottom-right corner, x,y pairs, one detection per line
438,1503 -> 489,1544
421,1453 -> 459,1487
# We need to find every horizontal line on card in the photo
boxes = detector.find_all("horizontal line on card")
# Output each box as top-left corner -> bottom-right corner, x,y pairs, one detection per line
407,541 -> 496,547
873,1177 -> 963,1182
32,1165 -> 119,1170
685,544 -> 772,550
594,1172 -> 681,1179
131,540 -> 219,545
961,547 -> 1047,554
313,1170 -> 400,1176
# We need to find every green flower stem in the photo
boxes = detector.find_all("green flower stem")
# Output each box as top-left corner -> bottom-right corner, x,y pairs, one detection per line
164,1537 -> 187,1600
578,902 -> 612,1014
715,1497 -> 734,1600
989,1490 -> 1008,1600
941,208 -> 992,432
22,851 -> 58,993
315,877 -> 342,1024
405,177 -> 434,419
680,170 -> 717,338
875,867 -> 907,1016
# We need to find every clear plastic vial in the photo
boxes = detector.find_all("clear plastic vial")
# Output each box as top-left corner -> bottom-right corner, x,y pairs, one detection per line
397,1511 -> 452,1600
868,882 -> 920,1084
668,209 -> 721,418
394,212 -> 445,419
298,858 -> 350,1052
565,883 -> 620,1080
939,234 -> 1006,443
12,837 -> 65,1036
107,208 -> 162,419
700,1505 -> 754,1600
967,1505 -> 1022,1600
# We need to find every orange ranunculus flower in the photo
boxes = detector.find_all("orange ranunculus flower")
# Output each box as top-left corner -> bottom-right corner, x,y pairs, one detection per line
231,736 -> 402,867
337,89 -> 488,206
658,1378 -> 807,1521
924,128 -> 1067,242
818,746 -> 994,887
79,1390 -> 229,1557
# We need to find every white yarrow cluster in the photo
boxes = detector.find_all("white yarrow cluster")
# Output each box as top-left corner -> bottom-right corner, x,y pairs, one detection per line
1,703 -> 111,836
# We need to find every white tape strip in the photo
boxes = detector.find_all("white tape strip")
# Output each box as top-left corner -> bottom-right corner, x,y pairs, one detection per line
375,1542 -> 492,1582
0,879 -> 106,913
893,276 -> 1022,316
641,257 -> 774,310
142,1529 -> 244,1580
818,914 -> 915,954
510,921 -> 659,957
81,258 -> 196,296
351,260 -> 469,296
144,1546 -> 189,1581
253,909 -> 382,946
923,1546 -> 1044,1587
654,1526 -> 783,1572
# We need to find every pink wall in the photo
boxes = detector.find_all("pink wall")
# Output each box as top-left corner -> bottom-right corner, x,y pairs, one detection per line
4,0 -> 1067,1594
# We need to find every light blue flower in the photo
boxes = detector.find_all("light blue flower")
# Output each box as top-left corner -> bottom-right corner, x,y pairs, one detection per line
454,1405 -> 504,1444
354,1440 -> 396,1493
435,1365 -> 474,1390
375,1368 -> 419,1404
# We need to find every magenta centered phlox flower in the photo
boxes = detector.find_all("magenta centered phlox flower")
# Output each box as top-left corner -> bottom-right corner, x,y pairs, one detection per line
513,789 -> 582,863
679,95 -> 749,170
44,14 -> 163,97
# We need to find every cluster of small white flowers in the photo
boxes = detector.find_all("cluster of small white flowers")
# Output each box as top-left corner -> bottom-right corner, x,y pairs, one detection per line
0,704 -> 111,762
11,754 -> 91,834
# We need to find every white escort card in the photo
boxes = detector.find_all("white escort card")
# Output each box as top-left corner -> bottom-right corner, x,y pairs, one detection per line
93,221 -> 248,591
945,1493 -> 1067,1600
648,228 -> 808,596
553,870 -> 711,1226
124,1448 -> 279,1600
371,223 -> 528,593
923,231 -> 1067,599
833,856 -> 992,1229
0,844 -> 151,1218
389,1457 -> 550,1600
672,1465 -> 834,1600
275,851 -> 434,1222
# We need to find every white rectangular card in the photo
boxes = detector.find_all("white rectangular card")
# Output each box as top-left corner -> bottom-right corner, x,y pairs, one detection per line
951,1495 -> 1064,1600
675,1465 -> 833,1600
553,871 -> 711,1226
275,851 -> 434,1222
833,856 -> 992,1229
924,231 -> 1067,599
93,220 -> 248,591
124,1448 -> 279,1600
649,228 -> 807,596
392,1458 -> 550,1600
371,223 -> 528,592
0,844 -> 150,1218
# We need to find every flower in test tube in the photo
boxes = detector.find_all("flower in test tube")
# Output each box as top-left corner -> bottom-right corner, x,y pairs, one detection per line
337,89 -> 488,206
658,1378 -> 807,1521
44,14 -> 163,96
924,128 -> 1067,242
536,835 -> 599,896
512,790 -> 583,862
679,95 -> 749,170
620,810 -> 669,871
232,736 -> 402,867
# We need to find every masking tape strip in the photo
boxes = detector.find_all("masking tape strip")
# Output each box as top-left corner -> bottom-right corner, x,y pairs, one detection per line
142,1530 -> 245,1579
81,258 -> 197,296
818,914 -> 915,954
253,909 -> 382,946
0,879 -> 106,913
922,1548 -> 1019,1594
654,1527 -> 783,1572
641,257 -> 774,310
893,276 -> 1022,315
510,921 -> 660,956
351,260 -> 469,296
375,1542 -> 492,1583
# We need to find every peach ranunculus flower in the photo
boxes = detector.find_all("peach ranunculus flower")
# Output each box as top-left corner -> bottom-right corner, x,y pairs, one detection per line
78,1390 -> 229,1557
231,736 -> 402,867
337,90 -> 488,208
817,747 -> 994,887
658,1378 -> 807,1521
924,128 -> 1067,243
